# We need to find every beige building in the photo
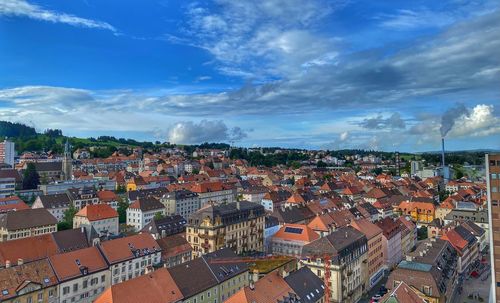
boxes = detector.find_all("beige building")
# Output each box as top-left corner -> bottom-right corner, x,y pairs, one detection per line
301,226 -> 368,303
0,208 -> 57,242
186,201 -> 265,257
351,219 -> 385,290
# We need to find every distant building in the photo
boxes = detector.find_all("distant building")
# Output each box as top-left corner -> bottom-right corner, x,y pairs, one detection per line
126,197 -> 165,232
140,215 -> 186,239
270,224 -> 319,258
73,204 -> 119,237
486,153 -> 500,302
376,217 -> 402,270
0,139 -> 15,167
32,193 -> 71,222
0,208 -> 57,242
162,189 -> 200,219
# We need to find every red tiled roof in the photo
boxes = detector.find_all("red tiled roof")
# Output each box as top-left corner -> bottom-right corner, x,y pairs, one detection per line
97,190 -> 117,202
273,224 -> 320,242
75,204 -> 118,221
0,196 -> 29,213
49,246 -> 108,281
99,234 -> 160,264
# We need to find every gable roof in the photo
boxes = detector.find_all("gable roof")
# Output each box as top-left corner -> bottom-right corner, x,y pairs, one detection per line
75,204 -> 118,221
95,268 -> 183,303
226,271 -> 296,303
0,259 -> 57,301
168,257 -> 218,298
49,246 -> 108,281
273,224 -> 320,242
0,208 -> 57,230
129,197 -> 164,212
0,196 -> 29,213
37,193 -> 71,209
284,267 -> 325,303
350,218 -> 383,240
99,233 -> 160,265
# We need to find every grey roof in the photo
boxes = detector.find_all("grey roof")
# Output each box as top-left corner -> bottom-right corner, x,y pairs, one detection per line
302,226 -> 367,265
131,197 -> 164,212
0,208 -> 57,230
285,267 -> 325,303
38,193 -> 71,209
67,186 -> 96,200
168,257 -> 219,298
265,215 -> 280,228
273,206 -> 314,224
33,162 -> 62,172
203,248 -> 248,283
127,187 -> 168,201
165,189 -> 198,200
188,201 -> 265,227
52,228 -> 90,252
460,220 -> 485,237
141,215 -> 187,236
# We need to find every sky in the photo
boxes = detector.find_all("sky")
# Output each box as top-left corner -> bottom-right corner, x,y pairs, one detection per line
1,0 -> 499,152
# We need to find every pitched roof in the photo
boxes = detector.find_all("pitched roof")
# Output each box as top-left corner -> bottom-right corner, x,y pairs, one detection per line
284,267 -> 325,303
382,281 -> 425,303
307,214 -> 335,232
94,268 -> 183,303
0,196 -> 29,213
273,224 -> 320,242
129,197 -> 164,212
0,208 -> 57,230
0,259 -> 57,301
226,271 -> 295,303
51,228 -> 90,253
0,234 -> 58,266
156,235 -> 192,259
286,193 -> 306,204
99,233 -> 161,265
75,204 -> 118,221
97,190 -> 118,202
49,246 -> 108,281
140,215 -> 187,237
168,257 -> 218,298
350,218 -> 383,240
37,193 -> 71,209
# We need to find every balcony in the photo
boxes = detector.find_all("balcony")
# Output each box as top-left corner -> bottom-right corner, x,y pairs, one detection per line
201,242 -> 211,249
346,270 -> 353,276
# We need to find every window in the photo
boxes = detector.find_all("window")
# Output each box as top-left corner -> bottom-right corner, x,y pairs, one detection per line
493,174 -> 498,180
63,286 -> 70,295
101,275 -> 106,283
73,284 -> 78,292
83,280 -> 88,289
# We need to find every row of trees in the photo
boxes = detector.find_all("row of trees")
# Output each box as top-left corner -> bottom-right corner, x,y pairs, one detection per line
229,148 -> 308,167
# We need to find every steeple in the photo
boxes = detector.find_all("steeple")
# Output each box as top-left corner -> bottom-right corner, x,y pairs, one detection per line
62,139 -> 73,181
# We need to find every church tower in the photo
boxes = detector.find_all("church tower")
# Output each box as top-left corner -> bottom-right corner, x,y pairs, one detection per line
62,140 -> 73,181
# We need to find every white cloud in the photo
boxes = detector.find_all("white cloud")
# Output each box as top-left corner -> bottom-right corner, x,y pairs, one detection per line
167,120 -> 248,144
0,0 -> 116,32
339,131 -> 349,141
450,104 -> 500,137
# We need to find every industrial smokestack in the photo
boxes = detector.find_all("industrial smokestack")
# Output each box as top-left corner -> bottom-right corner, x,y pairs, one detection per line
441,138 -> 445,168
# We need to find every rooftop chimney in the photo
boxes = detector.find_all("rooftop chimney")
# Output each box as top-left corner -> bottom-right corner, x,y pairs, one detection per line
5,260 -> 10,268
17,258 -> 23,266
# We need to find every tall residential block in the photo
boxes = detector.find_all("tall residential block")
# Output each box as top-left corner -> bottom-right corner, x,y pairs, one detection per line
0,139 -> 15,167
487,153 -> 500,302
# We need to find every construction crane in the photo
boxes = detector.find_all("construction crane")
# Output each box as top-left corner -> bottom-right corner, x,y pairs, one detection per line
205,253 -> 332,302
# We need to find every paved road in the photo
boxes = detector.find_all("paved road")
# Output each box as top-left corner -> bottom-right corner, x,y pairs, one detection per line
455,259 -> 491,303
359,275 -> 388,303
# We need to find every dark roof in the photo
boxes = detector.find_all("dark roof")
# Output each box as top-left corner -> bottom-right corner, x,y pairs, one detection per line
454,224 -> 477,245
129,197 -> 164,212
33,162 -> 62,172
285,267 -> 325,303
460,220 -> 485,237
302,226 -> 367,265
165,189 -> 198,200
358,202 -> 379,215
67,186 -> 97,200
127,187 -> 168,201
38,193 -> 71,208
265,216 -> 280,228
0,169 -> 22,182
168,257 -> 218,298
0,208 -> 57,230
203,248 -> 248,283
141,215 -> 187,236
273,206 -> 314,224
188,201 -> 265,227
52,228 -> 90,253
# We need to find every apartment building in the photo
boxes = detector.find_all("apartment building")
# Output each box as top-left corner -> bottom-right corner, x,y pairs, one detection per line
0,259 -> 58,303
441,225 -> 479,274
189,181 -> 236,207
0,175 -> 15,198
301,226 -> 368,303
350,218 -> 385,289
32,193 -> 71,222
126,197 -> 165,232
163,189 -> 200,219
397,216 -> 417,256
0,139 -> 15,167
140,214 -> 186,240
0,208 -> 57,242
487,153 -> 500,302
186,201 -> 265,257
376,217 -> 402,270
49,246 -> 110,303
73,204 -> 119,237
98,233 -> 162,285
67,187 -> 99,210
270,223 -> 319,258
157,234 -> 192,268
386,238 -> 459,303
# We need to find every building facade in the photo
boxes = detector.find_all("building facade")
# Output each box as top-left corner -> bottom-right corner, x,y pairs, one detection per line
0,139 -> 15,167
186,201 -> 265,257
0,208 -> 57,242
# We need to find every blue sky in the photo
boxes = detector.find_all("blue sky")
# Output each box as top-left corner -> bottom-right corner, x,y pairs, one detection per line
1,0 -> 499,151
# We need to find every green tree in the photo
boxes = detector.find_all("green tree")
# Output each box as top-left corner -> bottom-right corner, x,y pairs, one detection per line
316,160 -> 327,168
117,197 -> 129,223
22,163 -> 40,189
154,212 -> 165,220
57,221 -> 72,231
62,205 -> 78,228
290,161 -> 301,169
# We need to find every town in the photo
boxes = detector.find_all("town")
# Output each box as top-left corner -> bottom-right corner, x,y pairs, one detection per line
0,124 -> 497,303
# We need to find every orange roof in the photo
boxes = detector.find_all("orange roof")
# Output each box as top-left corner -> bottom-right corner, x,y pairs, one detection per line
99,234 -> 160,264
397,201 -> 436,213
0,234 -> 58,265
49,246 -> 108,281
286,193 -> 305,204
75,204 -> 118,221
0,196 -> 29,213
273,224 -> 320,242
307,214 -> 335,232
95,268 -> 183,303
226,271 -> 294,303
441,229 -> 468,252
97,190 -> 118,202
189,181 -> 233,193
350,218 -> 382,240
